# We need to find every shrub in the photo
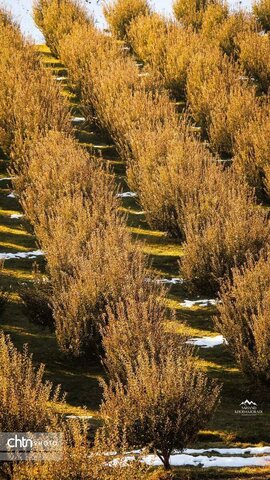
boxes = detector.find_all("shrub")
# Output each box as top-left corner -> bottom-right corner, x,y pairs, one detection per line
187,49 -> 257,155
128,13 -> 169,66
0,44 -> 71,161
15,131 -> 116,237
103,0 -> 151,40
128,17 -> 200,98
51,226 -> 148,357
59,23 -> 124,123
101,341 -> 220,470
0,332 -> 62,432
33,0 -> 90,56
127,119 -> 216,238
162,26 -> 200,98
215,251 -> 270,383
214,10 -> 255,57
201,1 -> 229,39
186,45 -> 222,134
0,7 -> 24,50
173,0 -> 223,29
208,78 -> 256,156
233,102 -> 270,201
12,420 -> 149,480
181,169 -> 270,294
253,0 -> 270,31
58,22 -> 103,96
101,281 -> 169,382
238,30 -> 270,93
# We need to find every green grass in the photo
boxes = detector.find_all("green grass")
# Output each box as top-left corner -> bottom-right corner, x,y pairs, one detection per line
1,43 -> 270,477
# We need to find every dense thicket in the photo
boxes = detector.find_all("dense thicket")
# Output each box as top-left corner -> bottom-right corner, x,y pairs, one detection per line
0,5 -> 222,474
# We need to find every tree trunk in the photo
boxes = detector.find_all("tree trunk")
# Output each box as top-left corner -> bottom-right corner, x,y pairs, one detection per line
162,452 -> 171,470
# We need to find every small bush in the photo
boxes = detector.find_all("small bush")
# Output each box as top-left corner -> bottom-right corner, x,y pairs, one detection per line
181,169 -> 270,294
0,332 -> 62,432
33,0 -> 90,56
101,341 -> 220,470
215,251 -> 270,383
233,102 -> 270,201
238,30 -> 270,93
162,26 -> 200,98
173,0 -> 223,29
101,281 -> 169,382
103,0 -> 151,40
51,226 -> 147,357
128,13 -> 169,66
0,44 -> 71,161
253,0 -> 270,31
16,131 -> 115,236
128,119 -> 216,238
12,421 -> 149,480
201,1 -> 229,38
214,10 -> 255,57
128,17 -> 200,98
187,49 -> 257,155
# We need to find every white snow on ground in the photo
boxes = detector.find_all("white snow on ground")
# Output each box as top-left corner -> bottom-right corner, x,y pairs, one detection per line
187,335 -> 225,348
184,447 -> 270,455
180,299 -> 217,308
72,116 -> 86,123
117,191 -> 138,198
0,177 -> 11,182
108,446 -> 270,468
93,145 -> 111,149
157,277 -> 184,285
0,250 -> 43,260
7,192 -> 16,198
66,415 -> 93,420
10,213 -> 24,219
143,453 -> 270,468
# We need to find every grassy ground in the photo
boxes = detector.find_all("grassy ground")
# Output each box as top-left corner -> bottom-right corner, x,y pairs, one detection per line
1,44 -> 270,477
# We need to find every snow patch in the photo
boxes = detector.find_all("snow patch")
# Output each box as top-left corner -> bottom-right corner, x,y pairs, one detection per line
157,277 -> 184,285
117,191 -> 138,198
143,453 -> 270,468
10,213 -> 24,219
187,335 -> 225,348
180,299 -> 217,308
183,446 -> 270,455
72,116 -> 86,123
66,415 -> 93,420
0,250 -> 44,260
132,211 -> 145,215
